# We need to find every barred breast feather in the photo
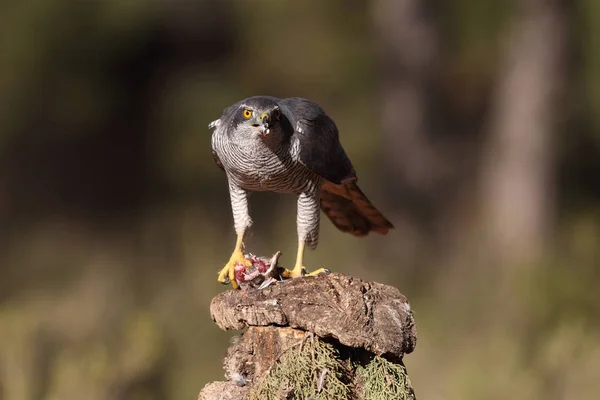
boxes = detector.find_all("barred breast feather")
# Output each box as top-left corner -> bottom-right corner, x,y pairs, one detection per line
211,121 -> 321,195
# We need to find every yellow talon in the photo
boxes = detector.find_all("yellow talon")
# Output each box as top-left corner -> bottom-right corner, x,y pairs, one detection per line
218,232 -> 252,289
304,267 -> 331,277
280,241 -> 330,279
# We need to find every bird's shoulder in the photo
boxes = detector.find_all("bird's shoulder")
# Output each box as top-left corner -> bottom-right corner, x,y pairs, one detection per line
209,130 -> 225,172
280,97 -> 357,184
280,97 -> 325,121
208,99 -> 251,172
279,97 -> 335,142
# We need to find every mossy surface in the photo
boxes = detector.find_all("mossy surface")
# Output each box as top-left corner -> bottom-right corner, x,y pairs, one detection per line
356,355 -> 414,400
249,336 -> 350,400
248,334 -> 414,400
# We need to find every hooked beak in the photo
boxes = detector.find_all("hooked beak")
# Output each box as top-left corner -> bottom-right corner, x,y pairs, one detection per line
258,112 -> 270,135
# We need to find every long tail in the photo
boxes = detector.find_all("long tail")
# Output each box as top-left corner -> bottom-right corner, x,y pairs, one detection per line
320,181 -> 394,237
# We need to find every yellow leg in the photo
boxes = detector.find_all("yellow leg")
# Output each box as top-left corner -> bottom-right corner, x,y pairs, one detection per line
217,232 -> 252,289
281,241 -> 330,279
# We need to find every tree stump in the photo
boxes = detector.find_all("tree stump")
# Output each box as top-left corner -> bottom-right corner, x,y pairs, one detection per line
198,272 -> 417,400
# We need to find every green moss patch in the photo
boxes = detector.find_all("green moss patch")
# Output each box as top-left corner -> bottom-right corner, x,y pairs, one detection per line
356,355 -> 413,400
249,335 -> 350,400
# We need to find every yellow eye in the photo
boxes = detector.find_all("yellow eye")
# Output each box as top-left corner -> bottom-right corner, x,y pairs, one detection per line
243,109 -> 253,119
273,109 -> 281,119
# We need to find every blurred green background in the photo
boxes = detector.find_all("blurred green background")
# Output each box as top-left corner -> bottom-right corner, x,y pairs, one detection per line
1,0 -> 599,399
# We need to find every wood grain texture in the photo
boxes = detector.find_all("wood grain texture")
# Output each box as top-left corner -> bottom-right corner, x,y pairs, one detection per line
210,272 -> 416,358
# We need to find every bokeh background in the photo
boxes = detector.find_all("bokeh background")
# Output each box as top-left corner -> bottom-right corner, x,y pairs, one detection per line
1,0 -> 599,399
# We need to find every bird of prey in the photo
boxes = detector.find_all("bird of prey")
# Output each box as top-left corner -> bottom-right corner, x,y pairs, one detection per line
209,96 -> 393,288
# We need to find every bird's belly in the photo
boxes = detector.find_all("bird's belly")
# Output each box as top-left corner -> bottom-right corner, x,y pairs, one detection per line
224,155 -> 308,194
216,138 -> 317,193
230,164 -> 299,193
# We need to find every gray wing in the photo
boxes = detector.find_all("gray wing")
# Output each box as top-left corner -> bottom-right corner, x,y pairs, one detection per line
210,144 -> 224,172
280,97 -> 356,185
208,100 -> 245,172
209,120 -> 225,172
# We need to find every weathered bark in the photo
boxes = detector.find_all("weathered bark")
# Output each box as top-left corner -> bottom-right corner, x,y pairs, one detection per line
211,272 -> 416,358
199,272 -> 417,400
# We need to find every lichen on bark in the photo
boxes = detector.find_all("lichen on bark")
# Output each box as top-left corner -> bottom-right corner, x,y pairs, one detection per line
199,271 -> 418,400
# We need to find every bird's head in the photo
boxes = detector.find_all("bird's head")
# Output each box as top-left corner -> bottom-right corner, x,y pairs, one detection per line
233,96 -> 288,145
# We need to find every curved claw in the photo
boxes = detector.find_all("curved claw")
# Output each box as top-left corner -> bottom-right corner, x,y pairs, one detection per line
303,267 -> 331,277
281,266 -> 330,279
217,250 -> 252,289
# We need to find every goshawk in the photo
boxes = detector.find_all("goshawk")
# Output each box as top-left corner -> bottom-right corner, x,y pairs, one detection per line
209,96 -> 393,288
